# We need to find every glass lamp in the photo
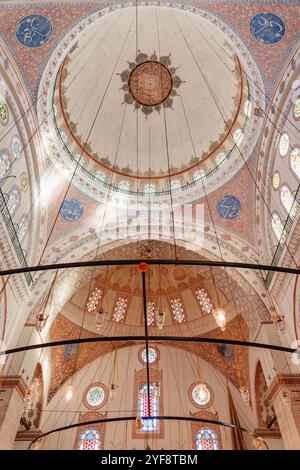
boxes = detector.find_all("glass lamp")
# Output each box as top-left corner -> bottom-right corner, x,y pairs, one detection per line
240,387 -> 250,405
109,383 -> 118,399
212,308 -> 226,331
65,385 -> 74,401
35,312 -> 48,333
155,310 -> 166,330
95,307 -> 106,331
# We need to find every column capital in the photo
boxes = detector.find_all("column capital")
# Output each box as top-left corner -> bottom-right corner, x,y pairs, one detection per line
0,375 -> 27,400
266,374 -> 300,403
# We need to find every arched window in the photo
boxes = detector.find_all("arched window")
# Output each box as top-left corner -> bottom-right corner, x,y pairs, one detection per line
271,213 -> 286,245
118,180 -> 131,191
146,301 -> 155,326
233,128 -> 243,146
0,150 -> 10,180
7,188 -> 20,216
215,151 -> 227,167
86,287 -> 103,313
77,427 -> 101,450
112,297 -> 128,322
193,168 -> 206,182
280,185 -> 298,217
92,168 -> 106,182
195,288 -> 212,315
170,297 -> 186,323
170,179 -> 182,191
144,183 -> 156,195
17,215 -> 28,243
138,384 -> 159,432
290,148 -> 300,179
196,427 -> 219,450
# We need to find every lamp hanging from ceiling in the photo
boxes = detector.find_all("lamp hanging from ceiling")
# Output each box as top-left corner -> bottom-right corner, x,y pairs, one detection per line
155,310 -> 166,330
95,306 -> 106,331
240,386 -> 250,406
65,385 -> 74,402
212,307 -> 227,331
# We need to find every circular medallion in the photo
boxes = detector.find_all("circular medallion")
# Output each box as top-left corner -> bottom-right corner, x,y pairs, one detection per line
138,345 -> 159,365
250,13 -> 285,45
11,136 -> 22,159
293,99 -> 300,120
279,133 -> 289,156
20,173 -> 28,192
83,383 -> 108,410
60,198 -> 83,222
217,343 -> 234,359
129,61 -> 172,106
16,14 -> 52,48
217,195 -> 241,219
64,343 -> 79,359
272,171 -> 281,190
189,381 -> 214,408
0,104 -> 8,125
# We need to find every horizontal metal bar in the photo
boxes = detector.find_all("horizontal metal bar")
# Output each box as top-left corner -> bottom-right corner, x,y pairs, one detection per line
0,258 -> 299,277
29,415 -> 255,449
1,335 -> 299,357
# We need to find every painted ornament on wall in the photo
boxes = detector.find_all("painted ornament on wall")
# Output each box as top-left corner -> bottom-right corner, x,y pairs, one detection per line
16,14 -> 52,48
60,198 -> 83,222
250,13 -> 285,45
216,195 -> 241,219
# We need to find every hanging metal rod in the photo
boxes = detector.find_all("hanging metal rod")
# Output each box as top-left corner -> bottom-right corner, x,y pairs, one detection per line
0,259 -> 299,277
28,415 -> 256,449
1,335 -> 299,357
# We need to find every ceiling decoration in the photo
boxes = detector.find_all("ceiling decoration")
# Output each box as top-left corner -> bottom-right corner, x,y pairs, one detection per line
250,12 -> 285,45
16,14 -> 52,48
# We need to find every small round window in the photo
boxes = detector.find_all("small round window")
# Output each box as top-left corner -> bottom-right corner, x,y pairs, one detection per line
189,382 -> 214,408
83,383 -> 108,410
279,133 -> 289,157
141,347 -> 157,364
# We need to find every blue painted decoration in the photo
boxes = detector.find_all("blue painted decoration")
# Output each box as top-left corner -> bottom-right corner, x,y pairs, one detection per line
250,13 -> 285,45
16,14 -> 52,48
217,195 -> 241,219
64,343 -> 79,360
60,198 -> 83,222
217,344 -> 234,359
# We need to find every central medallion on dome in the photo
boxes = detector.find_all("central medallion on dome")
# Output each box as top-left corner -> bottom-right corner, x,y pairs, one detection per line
128,61 -> 173,106
119,51 -> 183,117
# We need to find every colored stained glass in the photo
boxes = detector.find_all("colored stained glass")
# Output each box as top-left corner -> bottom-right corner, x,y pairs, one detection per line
192,383 -> 211,406
195,288 -> 212,315
141,347 -> 157,364
86,288 -> 103,313
293,99 -> 300,120
0,104 -> 8,124
196,427 -> 219,450
290,148 -> 300,179
272,172 -> 280,190
0,151 -> 10,180
78,427 -> 100,450
86,386 -> 105,407
146,301 -> 155,326
279,133 -> 289,156
170,298 -> 186,323
138,384 -> 159,432
112,297 -> 128,322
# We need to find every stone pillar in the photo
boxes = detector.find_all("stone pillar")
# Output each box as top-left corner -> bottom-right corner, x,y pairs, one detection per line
266,374 -> 300,449
0,375 -> 26,449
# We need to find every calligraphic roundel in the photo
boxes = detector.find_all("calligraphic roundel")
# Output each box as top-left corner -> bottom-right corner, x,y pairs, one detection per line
16,14 -> 52,48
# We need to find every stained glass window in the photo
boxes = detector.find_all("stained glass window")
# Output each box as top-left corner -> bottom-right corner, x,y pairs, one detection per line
0,150 -> 10,180
141,347 -> 157,364
86,288 -> 103,313
272,172 -> 281,190
0,104 -> 8,124
280,185 -> 298,217
195,288 -> 213,315
144,183 -> 156,195
11,136 -> 22,159
279,133 -> 289,156
170,179 -> 182,191
293,99 -> 300,120
112,297 -> 128,322
78,427 -> 101,450
170,298 -> 186,323
146,301 -> 155,326
138,384 -> 159,432
290,148 -> 300,179
233,128 -> 243,146
17,215 -> 28,243
193,168 -> 206,182
196,427 -> 219,450
271,213 -> 286,245
215,151 -> 227,167
92,168 -> 106,182
192,383 -> 211,406
118,180 -> 131,191
7,188 -> 20,216
244,99 -> 252,118
86,386 -> 105,407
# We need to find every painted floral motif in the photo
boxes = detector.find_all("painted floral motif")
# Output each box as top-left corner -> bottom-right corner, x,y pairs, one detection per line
141,347 -> 157,364
112,297 -> 128,323
195,288 -> 213,315
170,298 -> 186,323
0,104 -> 8,125
86,288 -> 103,313
86,386 -> 105,407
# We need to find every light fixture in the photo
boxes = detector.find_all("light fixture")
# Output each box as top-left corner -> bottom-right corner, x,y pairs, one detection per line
65,385 -> 74,402
155,310 -> 166,330
95,307 -> 106,331
135,416 -> 143,431
35,312 -> 48,333
197,382 -> 210,403
240,386 -> 250,406
252,436 -> 268,450
281,388 -> 291,408
212,308 -> 226,331
270,307 -> 287,335
109,383 -> 118,399
24,388 -> 33,411
154,382 -> 161,396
